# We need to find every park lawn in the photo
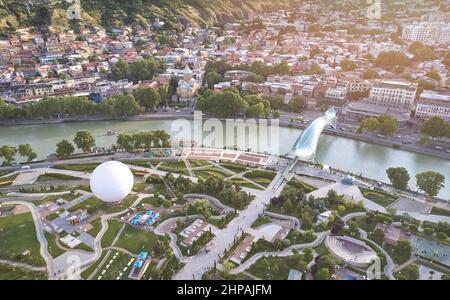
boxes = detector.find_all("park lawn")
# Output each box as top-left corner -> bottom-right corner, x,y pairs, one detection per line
102,221 -> 124,248
243,170 -> 276,188
0,263 -> 47,280
53,163 -> 99,172
140,196 -> 162,207
32,192 -> 80,207
359,187 -> 398,207
68,195 -> 138,214
314,241 -> 330,256
36,173 -> 81,182
287,178 -> 317,193
88,218 -> 102,238
194,166 -> 232,180
247,254 -> 308,280
189,160 -> 211,167
115,225 -> 161,254
0,170 -> 12,177
0,173 -> 18,187
229,177 -> 263,190
123,160 -> 152,168
133,182 -> 148,192
353,216 -> 377,233
67,197 -> 102,214
98,252 -> 133,280
81,251 -> 107,279
251,216 -> 272,229
219,162 -> 249,174
73,242 -> 94,252
430,207 -> 450,217
158,161 -> 189,175
0,212 -> 45,266
44,232 -> 65,258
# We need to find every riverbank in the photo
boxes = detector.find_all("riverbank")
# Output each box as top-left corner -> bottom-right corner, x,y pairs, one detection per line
280,120 -> 450,161
1,112 -> 448,161
0,112 -> 194,126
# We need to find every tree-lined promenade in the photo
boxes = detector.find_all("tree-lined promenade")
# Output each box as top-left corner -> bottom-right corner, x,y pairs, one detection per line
0,87 -> 166,121
1,129 -> 171,162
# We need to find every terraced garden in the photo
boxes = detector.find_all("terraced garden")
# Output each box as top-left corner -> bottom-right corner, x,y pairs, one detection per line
157,161 -> 189,175
0,173 -> 18,187
287,178 -> 317,193
359,187 -> 398,207
243,170 -> 276,188
53,163 -> 99,172
194,166 -> 233,180
36,173 -> 81,182
229,177 -> 262,190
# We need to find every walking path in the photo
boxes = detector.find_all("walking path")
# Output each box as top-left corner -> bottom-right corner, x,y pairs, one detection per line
0,200 -> 55,279
229,232 -> 328,275
174,170 -> 287,279
0,259 -> 47,272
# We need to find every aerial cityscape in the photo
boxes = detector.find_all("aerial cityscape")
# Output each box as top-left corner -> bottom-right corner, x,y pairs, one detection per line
0,0 -> 449,283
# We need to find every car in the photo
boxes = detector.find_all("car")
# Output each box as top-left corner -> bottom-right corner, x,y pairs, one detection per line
435,146 -> 443,150
377,134 -> 385,138
446,149 -> 450,153
21,165 -> 31,170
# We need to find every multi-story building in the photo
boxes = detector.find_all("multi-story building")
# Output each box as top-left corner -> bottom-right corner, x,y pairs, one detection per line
368,80 -> 417,111
402,22 -> 450,45
415,91 -> 450,121
401,22 -> 432,42
25,84 -> 54,97
348,79 -> 372,94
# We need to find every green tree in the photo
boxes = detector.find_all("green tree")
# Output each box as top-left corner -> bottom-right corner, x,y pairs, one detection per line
340,59 -> 357,71
205,71 -> 223,89
371,228 -> 385,245
133,88 -> 161,112
408,41 -> 435,61
309,63 -> 325,75
421,117 -> 450,138
273,110 -> 281,119
375,51 -> 411,69
111,59 -> 129,80
0,145 -> 17,165
112,94 -> 143,118
386,167 -> 410,190
426,70 -> 441,81
73,130 -> 96,153
116,133 -> 134,152
315,268 -> 330,280
56,139 -> 74,159
289,96 -> 305,113
416,171 -> 445,198
358,117 -> 379,133
392,240 -> 412,264
396,264 -> 419,280
379,118 -> 397,139
18,144 -> 37,162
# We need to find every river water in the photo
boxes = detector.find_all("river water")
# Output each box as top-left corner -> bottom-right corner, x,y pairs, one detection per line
0,119 -> 449,199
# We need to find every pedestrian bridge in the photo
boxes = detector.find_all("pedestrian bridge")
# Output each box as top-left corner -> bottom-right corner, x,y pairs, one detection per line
289,108 -> 337,161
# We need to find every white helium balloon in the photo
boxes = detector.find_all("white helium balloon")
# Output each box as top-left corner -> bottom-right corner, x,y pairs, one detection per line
90,161 -> 134,203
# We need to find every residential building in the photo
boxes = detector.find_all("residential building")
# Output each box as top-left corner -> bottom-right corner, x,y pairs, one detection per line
415,91 -> 450,121
367,80 -> 417,111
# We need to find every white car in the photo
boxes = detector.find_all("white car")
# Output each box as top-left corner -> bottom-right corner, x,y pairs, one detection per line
21,165 -> 31,170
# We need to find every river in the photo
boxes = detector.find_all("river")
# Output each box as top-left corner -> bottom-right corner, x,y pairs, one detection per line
0,119 -> 449,199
